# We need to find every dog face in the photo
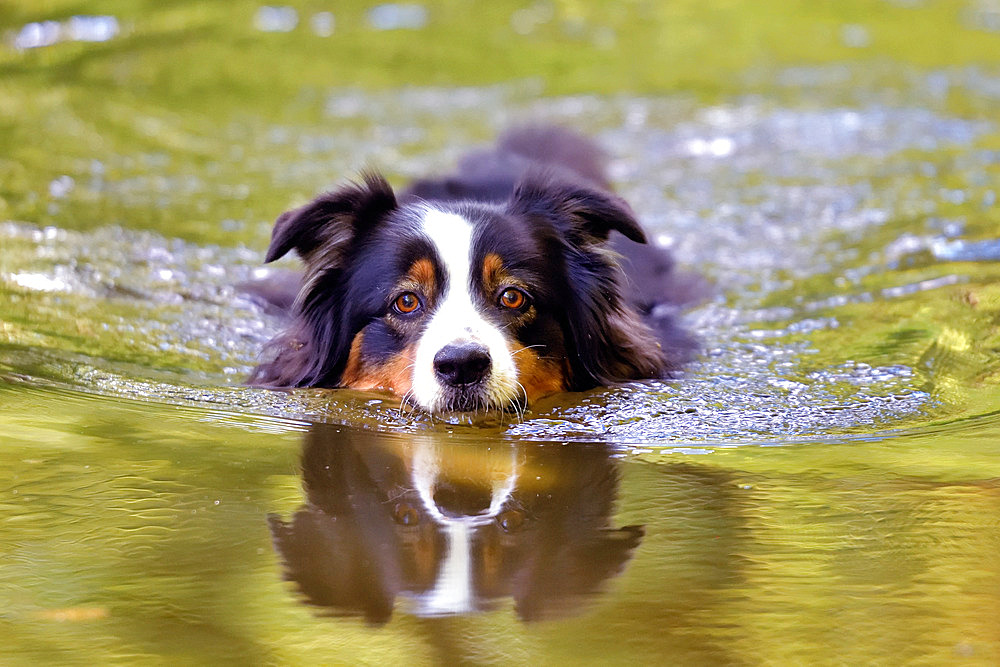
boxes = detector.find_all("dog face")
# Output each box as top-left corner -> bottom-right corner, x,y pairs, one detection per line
250,173 -> 668,413
341,203 -> 570,413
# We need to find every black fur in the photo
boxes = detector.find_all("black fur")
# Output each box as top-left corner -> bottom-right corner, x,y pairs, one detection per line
265,172 -> 397,263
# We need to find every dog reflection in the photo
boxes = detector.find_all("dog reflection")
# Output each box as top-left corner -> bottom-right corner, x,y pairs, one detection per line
269,425 -> 643,623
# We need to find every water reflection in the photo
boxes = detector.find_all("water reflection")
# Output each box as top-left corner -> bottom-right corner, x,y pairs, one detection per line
269,426 -> 643,622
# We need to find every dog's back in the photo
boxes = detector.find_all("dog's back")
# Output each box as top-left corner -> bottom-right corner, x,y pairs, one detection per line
402,126 -> 610,203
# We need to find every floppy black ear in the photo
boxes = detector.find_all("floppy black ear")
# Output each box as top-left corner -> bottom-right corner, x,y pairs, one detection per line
265,172 -> 397,263
249,173 -> 396,388
507,173 -> 647,244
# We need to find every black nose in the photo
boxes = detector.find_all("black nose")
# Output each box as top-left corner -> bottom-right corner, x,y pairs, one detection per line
433,343 -> 492,387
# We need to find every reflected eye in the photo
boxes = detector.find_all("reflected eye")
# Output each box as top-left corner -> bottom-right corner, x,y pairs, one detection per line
394,502 -> 420,526
498,287 -> 528,310
497,508 -> 526,533
394,292 -> 421,314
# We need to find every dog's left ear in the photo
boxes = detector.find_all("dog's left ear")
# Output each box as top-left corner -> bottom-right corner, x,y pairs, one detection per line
507,175 -> 647,244
509,174 -> 669,386
265,172 -> 397,264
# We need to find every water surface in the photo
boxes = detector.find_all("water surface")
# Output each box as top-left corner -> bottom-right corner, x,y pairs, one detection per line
2,1 -> 1000,664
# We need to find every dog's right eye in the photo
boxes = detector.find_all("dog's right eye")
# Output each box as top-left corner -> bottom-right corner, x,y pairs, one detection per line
393,292 -> 421,314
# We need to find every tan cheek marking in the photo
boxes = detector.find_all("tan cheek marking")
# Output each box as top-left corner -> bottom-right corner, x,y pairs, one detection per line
513,346 -> 567,401
340,337 -> 416,397
407,257 -> 437,300
339,332 -> 365,387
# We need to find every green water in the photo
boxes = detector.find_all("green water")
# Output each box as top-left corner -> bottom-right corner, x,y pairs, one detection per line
3,1 -> 1000,664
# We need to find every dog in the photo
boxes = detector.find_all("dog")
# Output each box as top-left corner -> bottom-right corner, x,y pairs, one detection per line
249,127 -> 698,413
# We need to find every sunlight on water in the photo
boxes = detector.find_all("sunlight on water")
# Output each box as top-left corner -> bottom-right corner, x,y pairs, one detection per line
3,384 -> 1000,663
10,15 -> 120,50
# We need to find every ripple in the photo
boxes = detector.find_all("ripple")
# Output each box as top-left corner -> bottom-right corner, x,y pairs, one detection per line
3,76 -> 996,442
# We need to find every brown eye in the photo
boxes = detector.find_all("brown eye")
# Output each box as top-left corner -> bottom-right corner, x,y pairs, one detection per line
394,292 -> 421,314
394,502 -> 420,526
499,287 -> 527,310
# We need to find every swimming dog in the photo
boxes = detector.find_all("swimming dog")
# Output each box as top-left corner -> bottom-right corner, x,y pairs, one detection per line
249,127 -> 697,413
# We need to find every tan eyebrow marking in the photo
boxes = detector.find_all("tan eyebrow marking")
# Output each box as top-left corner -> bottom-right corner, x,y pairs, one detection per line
482,252 -> 504,289
406,257 -> 437,300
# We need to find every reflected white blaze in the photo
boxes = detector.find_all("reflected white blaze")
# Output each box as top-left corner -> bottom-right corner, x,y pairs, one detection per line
421,522 -> 473,615
410,442 -> 519,615
410,207 -> 519,412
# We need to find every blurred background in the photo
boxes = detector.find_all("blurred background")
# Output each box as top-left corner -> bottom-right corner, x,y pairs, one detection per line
3,0 -> 999,240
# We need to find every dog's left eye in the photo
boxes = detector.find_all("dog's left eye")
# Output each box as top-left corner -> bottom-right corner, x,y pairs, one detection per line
497,508 -> 526,533
393,292 -> 421,314
498,287 -> 528,310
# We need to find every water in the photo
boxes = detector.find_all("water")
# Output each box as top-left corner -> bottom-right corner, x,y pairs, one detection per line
3,2 -> 1000,663
5,385 -> 1000,663
4,83 -> 996,438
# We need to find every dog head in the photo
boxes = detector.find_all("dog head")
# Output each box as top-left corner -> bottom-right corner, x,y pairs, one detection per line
250,172 -> 667,413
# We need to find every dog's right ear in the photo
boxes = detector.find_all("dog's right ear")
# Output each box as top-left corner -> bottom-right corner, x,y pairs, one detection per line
265,172 -> 397,264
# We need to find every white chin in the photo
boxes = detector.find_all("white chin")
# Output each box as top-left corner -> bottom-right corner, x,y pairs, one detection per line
411,383 -> 523,415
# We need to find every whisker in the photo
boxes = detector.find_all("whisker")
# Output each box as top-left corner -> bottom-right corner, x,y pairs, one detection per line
512,380 -> 528,423
392,362 -> 416,383
398,388 -> 414,414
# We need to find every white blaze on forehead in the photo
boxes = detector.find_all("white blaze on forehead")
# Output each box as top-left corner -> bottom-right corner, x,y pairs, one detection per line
410,207 -> 519,411
420,207 -> 474,292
